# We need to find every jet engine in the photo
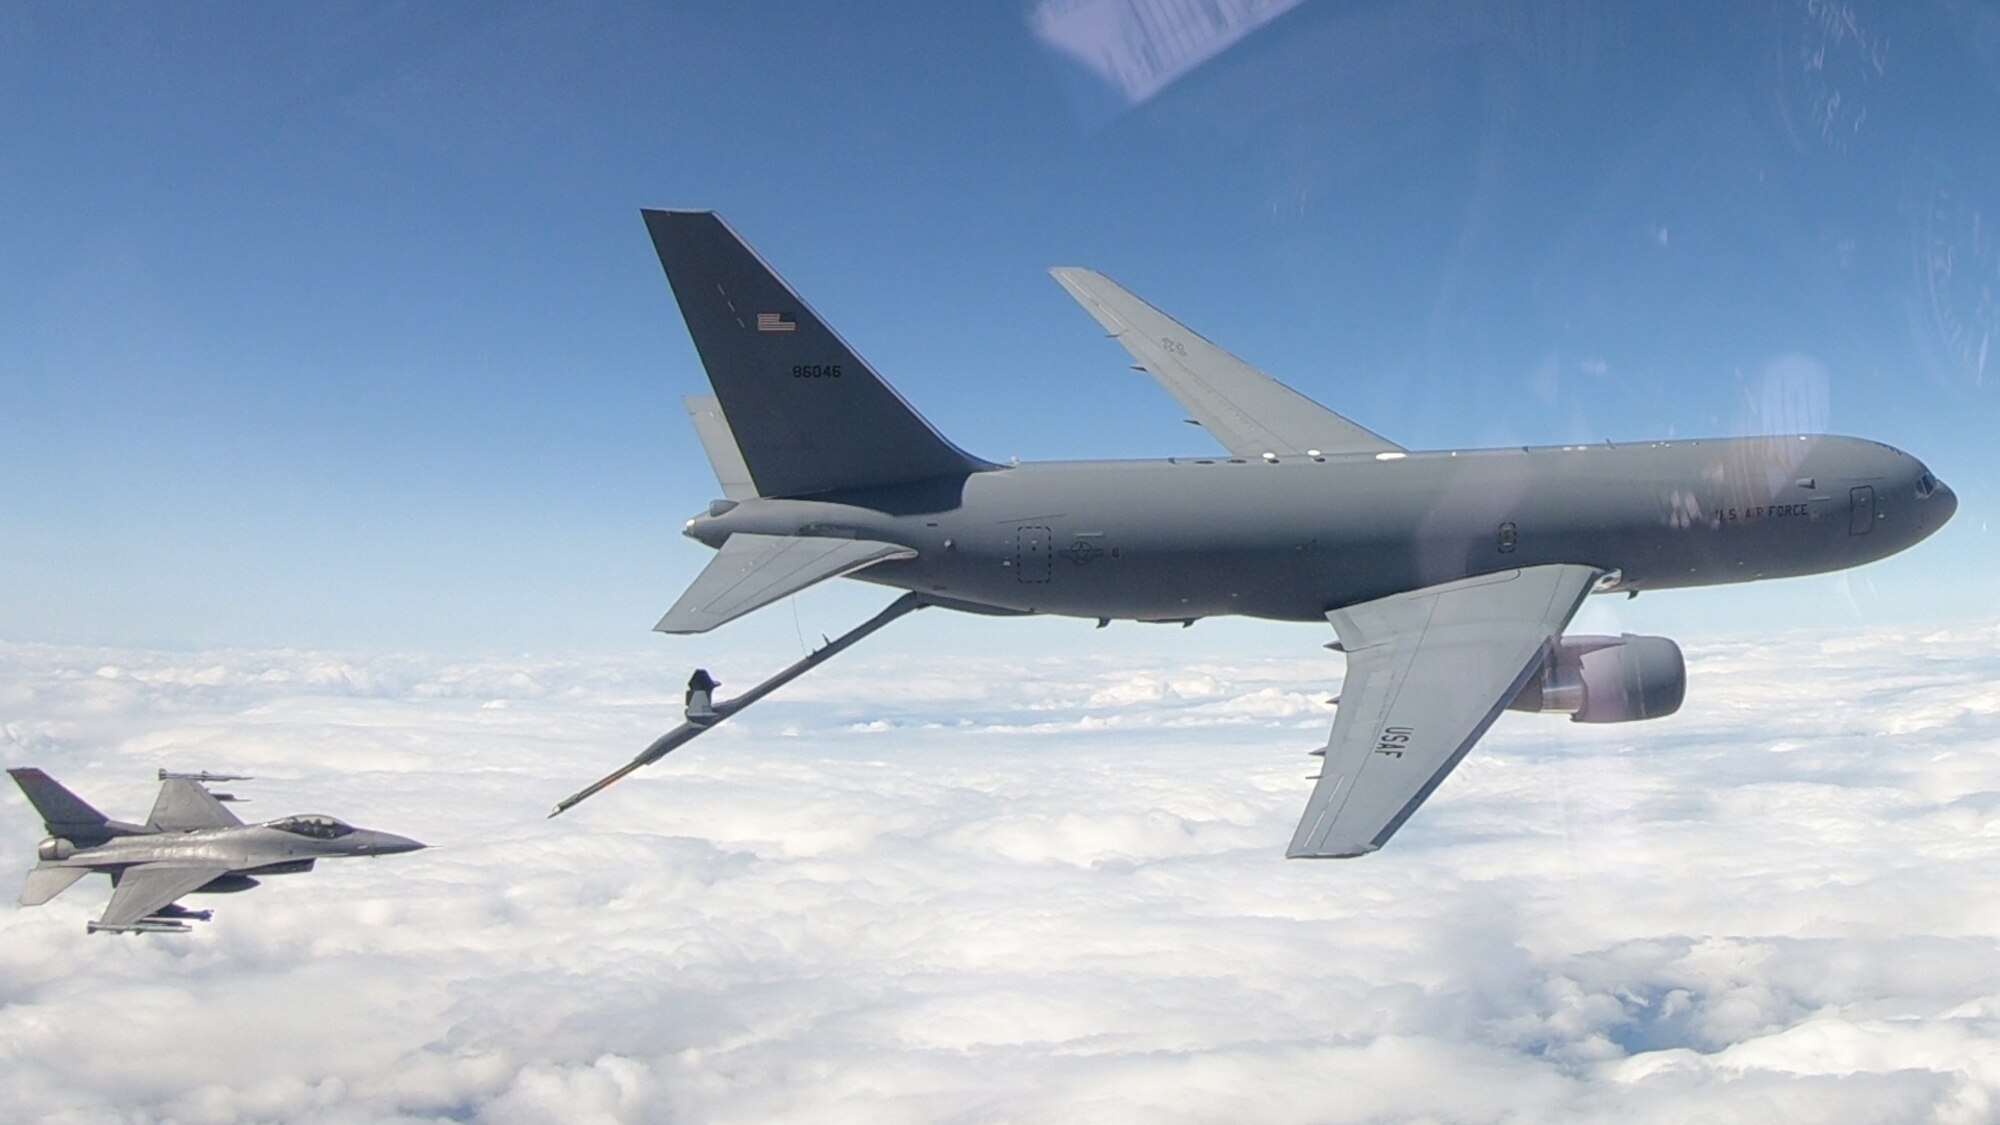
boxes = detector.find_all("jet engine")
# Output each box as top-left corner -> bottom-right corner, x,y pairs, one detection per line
37,837 -> 74,861
1509,634 -> 1685,723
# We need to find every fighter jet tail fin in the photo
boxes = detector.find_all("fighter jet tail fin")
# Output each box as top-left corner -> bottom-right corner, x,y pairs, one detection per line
19,866 -> 88,907
644,210 -> 996,498
7,768 -> 109,835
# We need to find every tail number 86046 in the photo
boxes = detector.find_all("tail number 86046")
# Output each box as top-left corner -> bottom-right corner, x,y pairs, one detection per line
792,364 -> 843,379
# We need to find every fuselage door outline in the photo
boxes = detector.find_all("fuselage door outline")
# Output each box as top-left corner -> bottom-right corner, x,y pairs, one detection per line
1016,525 -> 1052,583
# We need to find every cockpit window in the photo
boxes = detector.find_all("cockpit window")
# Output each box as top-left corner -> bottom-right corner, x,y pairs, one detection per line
1917,472 -> 1937,498
269,815 -> 354,840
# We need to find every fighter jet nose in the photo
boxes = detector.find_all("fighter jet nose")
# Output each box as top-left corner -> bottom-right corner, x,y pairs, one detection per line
363,832 -> 427,855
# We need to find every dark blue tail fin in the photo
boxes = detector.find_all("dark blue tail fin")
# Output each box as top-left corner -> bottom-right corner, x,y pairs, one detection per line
644,210 -> 994,498
8,768 -> 108,834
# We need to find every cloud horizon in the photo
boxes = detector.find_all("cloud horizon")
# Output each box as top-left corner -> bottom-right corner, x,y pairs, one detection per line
2,622 -> 1998,1122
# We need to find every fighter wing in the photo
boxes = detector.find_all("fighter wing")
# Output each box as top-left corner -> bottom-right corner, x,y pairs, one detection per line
99,862 -> 232,927
1050,267 -> 1403,458
146,778 -> 243,831
1288,564 -> 1603,858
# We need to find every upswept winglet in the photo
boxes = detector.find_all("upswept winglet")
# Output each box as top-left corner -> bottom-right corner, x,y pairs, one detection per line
1050,267 -> 1403,459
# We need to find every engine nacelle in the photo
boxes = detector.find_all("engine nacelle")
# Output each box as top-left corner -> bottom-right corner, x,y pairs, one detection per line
1509,634 -> 1685,723
37,837 -> 74,862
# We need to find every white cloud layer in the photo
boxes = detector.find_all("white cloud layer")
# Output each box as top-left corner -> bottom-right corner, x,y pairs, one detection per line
3,620 -> 2000,1123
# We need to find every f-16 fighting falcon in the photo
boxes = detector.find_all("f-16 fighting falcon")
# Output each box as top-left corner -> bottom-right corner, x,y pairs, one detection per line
10,768 -> 425,933
552,210 -> 1957,858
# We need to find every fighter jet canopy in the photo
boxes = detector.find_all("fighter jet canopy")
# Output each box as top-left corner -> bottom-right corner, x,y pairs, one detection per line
268,815 -> 354,840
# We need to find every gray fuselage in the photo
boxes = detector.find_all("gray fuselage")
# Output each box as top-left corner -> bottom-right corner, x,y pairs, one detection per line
44,821 -> 425,880
686,434 -> 1954,622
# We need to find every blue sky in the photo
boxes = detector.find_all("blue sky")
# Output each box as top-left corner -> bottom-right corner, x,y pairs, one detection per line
1,2 -> 1993,652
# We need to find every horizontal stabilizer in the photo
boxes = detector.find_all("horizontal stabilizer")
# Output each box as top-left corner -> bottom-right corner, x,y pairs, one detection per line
1050,267 -> 1403,458
20,866 -> 88,907
656,534 -> 916,634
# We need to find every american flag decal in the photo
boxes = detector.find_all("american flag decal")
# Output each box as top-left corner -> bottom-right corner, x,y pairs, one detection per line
756,311 -> 797,333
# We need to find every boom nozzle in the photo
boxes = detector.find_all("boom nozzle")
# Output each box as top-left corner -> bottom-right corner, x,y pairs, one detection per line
685,669 -> 721,726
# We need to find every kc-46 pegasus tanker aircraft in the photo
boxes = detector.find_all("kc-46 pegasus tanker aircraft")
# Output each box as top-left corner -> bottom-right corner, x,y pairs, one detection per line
552,210 -> 1957,857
